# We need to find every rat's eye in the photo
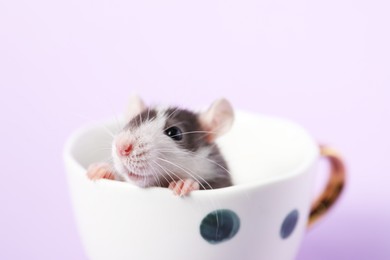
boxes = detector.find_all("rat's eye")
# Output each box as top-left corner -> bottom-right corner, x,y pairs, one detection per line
165,126 -> 183,141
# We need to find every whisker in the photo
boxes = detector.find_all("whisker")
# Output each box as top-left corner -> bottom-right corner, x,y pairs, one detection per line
147,160 -> 166,187
151,166 -> 163,187
153,147 -> 233,178
153,161 -> 211,214
156,158 -> 222,226
152,161 -> 180,187
169,130 -> 217,139
162,121 -> 186,132
156,148 -> 252,202
165,106 -> 181,121
157,157 -> 212,191
137,106 -> 143,127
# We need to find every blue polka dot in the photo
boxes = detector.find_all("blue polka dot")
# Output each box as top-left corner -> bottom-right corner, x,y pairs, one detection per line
200,209 -> 240,244
280,209 -> 299,239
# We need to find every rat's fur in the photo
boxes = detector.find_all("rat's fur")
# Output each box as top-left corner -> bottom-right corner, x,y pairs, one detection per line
112,106 -> 232,190
87,97 -> 234,195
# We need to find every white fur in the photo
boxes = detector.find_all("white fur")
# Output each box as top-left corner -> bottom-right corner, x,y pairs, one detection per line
112,108 -> 217,188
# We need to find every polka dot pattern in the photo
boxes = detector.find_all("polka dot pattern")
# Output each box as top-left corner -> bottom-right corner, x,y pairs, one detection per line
200,209 -> 240,244
280,209 -> 299,239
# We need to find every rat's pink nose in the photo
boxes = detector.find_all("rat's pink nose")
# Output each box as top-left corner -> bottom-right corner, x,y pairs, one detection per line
117,143 -> 133,156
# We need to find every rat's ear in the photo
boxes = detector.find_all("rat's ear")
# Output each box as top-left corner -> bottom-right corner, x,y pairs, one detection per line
125,95 -> 146,122
199,98 -> 234,141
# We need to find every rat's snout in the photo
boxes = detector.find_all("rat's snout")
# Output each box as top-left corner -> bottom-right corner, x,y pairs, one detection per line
116,139 -> 133,157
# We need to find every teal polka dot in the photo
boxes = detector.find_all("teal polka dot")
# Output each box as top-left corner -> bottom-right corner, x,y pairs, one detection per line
200,209 -> 240,244
280,209 -> 299,239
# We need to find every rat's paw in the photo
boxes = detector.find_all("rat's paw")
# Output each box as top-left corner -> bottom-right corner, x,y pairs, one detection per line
168,179 -> 200,196
87,163 -> 115,180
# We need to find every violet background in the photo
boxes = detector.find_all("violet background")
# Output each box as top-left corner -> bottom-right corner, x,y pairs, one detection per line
0,0 -> 389,259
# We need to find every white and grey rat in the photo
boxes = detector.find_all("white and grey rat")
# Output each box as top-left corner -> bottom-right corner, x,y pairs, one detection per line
87,96 -> 234,196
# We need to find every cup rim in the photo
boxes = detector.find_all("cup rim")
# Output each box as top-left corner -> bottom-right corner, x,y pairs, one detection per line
63,110 -> 319,196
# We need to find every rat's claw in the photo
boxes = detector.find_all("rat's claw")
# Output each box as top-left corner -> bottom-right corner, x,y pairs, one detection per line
168,179 -> 200,196
87,162 -> 115,180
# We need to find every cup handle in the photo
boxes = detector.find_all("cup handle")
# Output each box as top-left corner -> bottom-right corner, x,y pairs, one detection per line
307,145 -> 346,228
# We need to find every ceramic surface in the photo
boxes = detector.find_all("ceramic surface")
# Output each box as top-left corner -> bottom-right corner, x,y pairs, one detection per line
64,111 -> 320,260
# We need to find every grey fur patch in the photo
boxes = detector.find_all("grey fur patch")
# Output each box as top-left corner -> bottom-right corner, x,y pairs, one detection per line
164,108 -> 209,152
126,109 -> 157,129
164,107 -> 232,189
202,145 -> 232,189
118,106 -> 232,190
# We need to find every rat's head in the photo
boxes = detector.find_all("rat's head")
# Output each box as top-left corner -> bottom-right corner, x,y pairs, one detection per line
111,96 -> 234,188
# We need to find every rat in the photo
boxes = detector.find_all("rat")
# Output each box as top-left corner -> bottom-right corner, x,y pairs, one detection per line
87,96 -> 234,196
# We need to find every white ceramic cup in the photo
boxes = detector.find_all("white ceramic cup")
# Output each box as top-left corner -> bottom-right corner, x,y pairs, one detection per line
64,111 -> 345,260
